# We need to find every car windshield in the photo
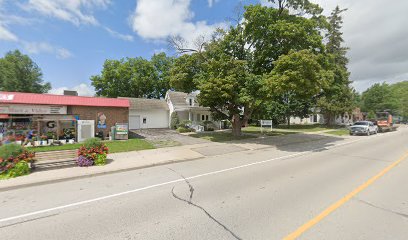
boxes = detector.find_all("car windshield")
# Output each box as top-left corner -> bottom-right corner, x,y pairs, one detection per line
354,122 -> 368,126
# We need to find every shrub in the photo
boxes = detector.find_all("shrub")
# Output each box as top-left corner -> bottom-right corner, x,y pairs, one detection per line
177,127 -> 194,133
170,112 -> 180,129
0,144 -> 24,159
178,120 -> 192,128
77,138 -> 108,167
0,144 -> 34,179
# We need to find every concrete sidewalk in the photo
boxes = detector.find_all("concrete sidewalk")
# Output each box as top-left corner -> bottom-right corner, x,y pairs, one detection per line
0,133 -> 352,191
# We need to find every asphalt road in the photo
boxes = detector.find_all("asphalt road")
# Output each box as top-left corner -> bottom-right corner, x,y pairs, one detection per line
1,127 -> 407,240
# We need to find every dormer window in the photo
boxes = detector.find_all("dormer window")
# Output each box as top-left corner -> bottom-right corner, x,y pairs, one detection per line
189,98 -> 193,106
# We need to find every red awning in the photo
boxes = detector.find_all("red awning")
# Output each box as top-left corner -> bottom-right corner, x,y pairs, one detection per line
0,114 -> 9,119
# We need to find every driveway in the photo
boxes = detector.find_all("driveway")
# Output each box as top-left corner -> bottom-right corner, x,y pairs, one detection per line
130,128 -> 210,147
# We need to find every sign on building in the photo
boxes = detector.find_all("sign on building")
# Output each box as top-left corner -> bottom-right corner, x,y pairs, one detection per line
0,105 -> 67,114
115,123 -> 129,140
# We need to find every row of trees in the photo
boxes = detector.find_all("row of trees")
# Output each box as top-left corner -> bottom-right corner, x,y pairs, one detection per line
360,82 -> 408,120
90,1 -> 356,136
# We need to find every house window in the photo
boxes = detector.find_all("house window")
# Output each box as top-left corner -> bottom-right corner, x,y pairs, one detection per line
189,99 -> 193,106
206,115 -> 209,121
201,115 -> 205,121
313,115 -> 318,123
143,117 -> 147,124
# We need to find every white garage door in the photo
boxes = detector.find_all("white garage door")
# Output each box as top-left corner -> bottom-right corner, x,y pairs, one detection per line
129,115 -> 140,129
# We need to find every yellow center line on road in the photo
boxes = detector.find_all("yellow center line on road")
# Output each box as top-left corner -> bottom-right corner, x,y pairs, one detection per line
283,151 -> 408,240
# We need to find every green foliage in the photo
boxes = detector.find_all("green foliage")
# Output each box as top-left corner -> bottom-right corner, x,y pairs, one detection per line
0,161 -> 30,180
0,50 -> 51,93
0,144 -> 24,160
367,111 -> 376,120
91,53 -> 173,99
169,54 -> 201,93
318,6 -> 354,125
178,120 -> 192,129
176,127 -> 194,133
361,83 -> 399,114
83,137 -> 103,148
94,153 -> 107,166
170,112 -> 180,130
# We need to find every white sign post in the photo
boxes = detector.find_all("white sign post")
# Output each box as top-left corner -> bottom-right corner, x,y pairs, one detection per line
260,120 -> 273,134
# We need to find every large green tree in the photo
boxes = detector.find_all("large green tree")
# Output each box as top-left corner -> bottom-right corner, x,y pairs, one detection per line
317,6 -> 355,125
91,53 -> 173,99
170,3 -> 329,135
0,50 -> 51,93
266,50 -> 332,126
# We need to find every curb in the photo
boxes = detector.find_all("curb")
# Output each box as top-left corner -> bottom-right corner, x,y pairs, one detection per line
0,156 -> 204,192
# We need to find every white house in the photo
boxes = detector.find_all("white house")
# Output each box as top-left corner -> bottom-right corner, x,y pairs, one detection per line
125,98 -> 169,129
165,91 -> 219,129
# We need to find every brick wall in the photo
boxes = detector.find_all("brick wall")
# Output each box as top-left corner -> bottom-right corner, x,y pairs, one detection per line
68,106 -> 128,137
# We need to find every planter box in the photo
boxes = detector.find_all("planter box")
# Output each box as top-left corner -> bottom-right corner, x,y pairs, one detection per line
48,139 -> 54,144
41,141 -> 48,146
34,141 -> 41,147
59,140 -> 66,144
68,139 -> 75,144
15,141 -> 22,145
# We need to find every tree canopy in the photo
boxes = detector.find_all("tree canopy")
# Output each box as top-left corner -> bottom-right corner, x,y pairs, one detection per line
0,50 -> 51,93
91,53 -> 173,99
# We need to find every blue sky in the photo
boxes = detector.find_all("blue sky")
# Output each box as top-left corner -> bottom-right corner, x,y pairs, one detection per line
0,0 -> 260,95
1,0 -> 407,95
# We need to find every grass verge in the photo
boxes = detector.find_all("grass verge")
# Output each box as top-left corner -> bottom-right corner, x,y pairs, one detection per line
325,129 -> 350,136
30,139 -> 155,153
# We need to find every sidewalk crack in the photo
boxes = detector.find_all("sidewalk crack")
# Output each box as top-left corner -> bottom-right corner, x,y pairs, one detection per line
168,168 -> 243,240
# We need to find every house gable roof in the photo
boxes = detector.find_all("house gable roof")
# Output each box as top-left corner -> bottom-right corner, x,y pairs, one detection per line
123,97 -> 169,111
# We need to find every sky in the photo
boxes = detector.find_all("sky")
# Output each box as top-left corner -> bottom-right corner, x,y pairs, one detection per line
0,0 -> 407,96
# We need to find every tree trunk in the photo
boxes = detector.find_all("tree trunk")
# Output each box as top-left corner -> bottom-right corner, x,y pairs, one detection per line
232,114 -> 242,137
287,115 -> 291,128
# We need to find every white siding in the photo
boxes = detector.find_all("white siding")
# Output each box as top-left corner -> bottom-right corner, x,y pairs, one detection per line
129,109 -> 169,129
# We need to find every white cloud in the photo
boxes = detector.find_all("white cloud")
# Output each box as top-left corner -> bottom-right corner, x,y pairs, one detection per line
0,24 -> 18,41
130,0 -> 226,44
104,27 -> 134,42
208,0 -> 220,8
49,83 -> 95,96
22,41 -> 73,59
22,0 -> 111,26
56,48 -> 73,59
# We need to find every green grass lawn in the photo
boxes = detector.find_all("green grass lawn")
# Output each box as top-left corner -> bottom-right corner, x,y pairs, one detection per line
242,127 -> 298,136
190,131 -> 258,142
325,129 -> 350,136
245,124 -> 341,133
30,139 -> 155,153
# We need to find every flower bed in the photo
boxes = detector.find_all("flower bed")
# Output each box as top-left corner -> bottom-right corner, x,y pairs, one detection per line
77,138 -> 109,167
0,144 -> 35,180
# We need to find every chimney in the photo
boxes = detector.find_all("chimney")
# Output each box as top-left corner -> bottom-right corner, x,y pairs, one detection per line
63,90 -> 78,96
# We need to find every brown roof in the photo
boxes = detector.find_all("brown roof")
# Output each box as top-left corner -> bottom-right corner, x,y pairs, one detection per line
122,97 -> 169,111
167,91 -> 188,107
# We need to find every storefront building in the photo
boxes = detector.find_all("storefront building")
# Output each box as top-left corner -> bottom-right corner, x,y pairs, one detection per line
0,92 -> 129,144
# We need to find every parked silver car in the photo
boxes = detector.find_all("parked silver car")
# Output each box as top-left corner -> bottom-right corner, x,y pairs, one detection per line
349,121 -> 378,136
